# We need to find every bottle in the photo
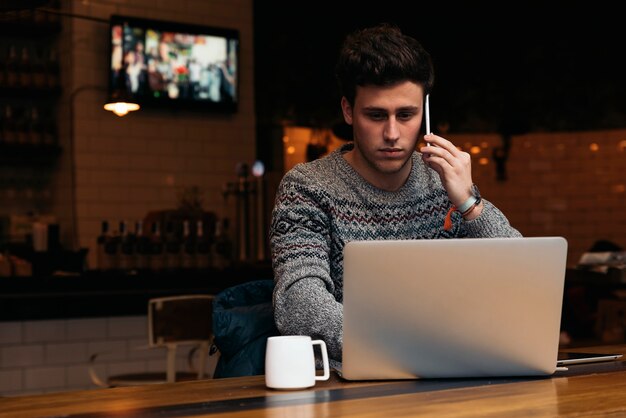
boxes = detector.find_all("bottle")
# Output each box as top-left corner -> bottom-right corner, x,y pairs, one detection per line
96,220 -> 111,271
149,221 -> 164,272
212,218 -> 232,269
0,105 -> 3,145
105,224 -> 121,271
15,106 -> 30,145
18,45 -> 32,88
134,220 -> 150,271
164,221 -> 181,270
2,105 -> 17,144
41,108 -> 57,146
5,44 -> 19,88
28,106 -> 43,145
31,47 -> 46,89
0,43 -> 6,88
45,47 -> 59,89
195,219 -> 210,269
181,220 -> 196,269
119,220 -> 136,272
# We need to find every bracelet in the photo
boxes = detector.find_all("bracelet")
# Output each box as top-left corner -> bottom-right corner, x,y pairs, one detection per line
443,195 -> 483,231
456,195 -> 477,214
461,201 -> 479,217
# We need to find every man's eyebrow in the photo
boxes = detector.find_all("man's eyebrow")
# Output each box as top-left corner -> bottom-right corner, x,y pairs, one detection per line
362,105 -> 419,112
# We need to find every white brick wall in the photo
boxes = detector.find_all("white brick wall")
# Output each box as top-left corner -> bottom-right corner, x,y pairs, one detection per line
0,322 -> 21,344
464,130 -> 626,266
24,320 -> 66,343
59,0 -> 256,269
66,318 -> 107,340
0,315 -> 210,396
2,344 -> 45,369
24,366 -> 66,390
0,317 -> 130,395
286,127 -> 626,266
0,369 -> 23,393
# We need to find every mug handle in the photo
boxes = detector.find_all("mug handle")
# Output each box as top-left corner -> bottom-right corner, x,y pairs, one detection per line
312,339 -> 330,381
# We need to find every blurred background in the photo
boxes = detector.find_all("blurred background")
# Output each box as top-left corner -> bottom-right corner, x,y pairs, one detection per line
0,0 -> 624,396
254,1 -> 626,133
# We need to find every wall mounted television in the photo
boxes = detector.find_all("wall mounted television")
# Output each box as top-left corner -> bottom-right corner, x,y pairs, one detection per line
109,14 -> 239,113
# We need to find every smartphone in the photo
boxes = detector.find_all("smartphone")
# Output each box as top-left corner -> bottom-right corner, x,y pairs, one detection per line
557,352 -> 623,366
424,93 -> 431,136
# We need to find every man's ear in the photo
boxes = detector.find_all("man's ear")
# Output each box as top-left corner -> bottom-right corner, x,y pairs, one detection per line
341,97 -> 353,125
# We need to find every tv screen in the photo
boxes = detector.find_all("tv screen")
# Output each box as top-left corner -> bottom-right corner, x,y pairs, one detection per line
109,15 -> 239,113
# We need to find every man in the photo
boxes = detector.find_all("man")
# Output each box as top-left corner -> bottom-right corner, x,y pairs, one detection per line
269,23 -> 521,364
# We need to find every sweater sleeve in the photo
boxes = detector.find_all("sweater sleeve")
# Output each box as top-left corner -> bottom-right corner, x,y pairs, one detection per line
269,167 -> 344,362
462,199 -> 523,238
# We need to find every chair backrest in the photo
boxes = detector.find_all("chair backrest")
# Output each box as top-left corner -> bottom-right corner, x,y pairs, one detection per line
89,294 -> 216,387
148,294 -> 215,383
148,295 -> 214,347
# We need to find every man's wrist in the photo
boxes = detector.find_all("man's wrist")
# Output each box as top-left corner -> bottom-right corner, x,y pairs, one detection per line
456,195 -> 477,214
458,184 -> 482,218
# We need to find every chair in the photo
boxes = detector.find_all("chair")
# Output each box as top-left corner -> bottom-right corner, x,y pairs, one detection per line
89,294 -> 217,387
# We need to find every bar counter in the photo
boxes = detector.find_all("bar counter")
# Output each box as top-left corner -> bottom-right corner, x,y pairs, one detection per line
1,344 -> 625,417
0,261 -> 273,321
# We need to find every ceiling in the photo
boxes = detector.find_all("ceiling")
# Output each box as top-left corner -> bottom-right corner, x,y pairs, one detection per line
253,2 -> 626,133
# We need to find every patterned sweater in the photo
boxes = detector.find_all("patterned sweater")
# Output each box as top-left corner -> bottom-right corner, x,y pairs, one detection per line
269,143 -> 522,362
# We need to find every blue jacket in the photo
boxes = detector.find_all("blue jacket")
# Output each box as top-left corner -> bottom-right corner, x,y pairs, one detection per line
212,280 -> 279,378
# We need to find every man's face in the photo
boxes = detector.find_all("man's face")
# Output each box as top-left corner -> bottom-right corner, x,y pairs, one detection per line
341,81 -> 424,190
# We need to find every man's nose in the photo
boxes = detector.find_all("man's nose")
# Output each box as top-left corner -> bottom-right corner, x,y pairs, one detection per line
383,118 -> 400,142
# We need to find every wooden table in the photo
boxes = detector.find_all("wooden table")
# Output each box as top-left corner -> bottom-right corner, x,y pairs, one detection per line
2,345 -> 625,418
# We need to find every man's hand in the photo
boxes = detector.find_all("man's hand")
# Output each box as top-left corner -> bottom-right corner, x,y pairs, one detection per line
420,134 -> 474,207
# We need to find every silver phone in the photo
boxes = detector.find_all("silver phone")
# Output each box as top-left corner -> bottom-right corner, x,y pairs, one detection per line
557,352 -> 623,366
425,93 -> 431,136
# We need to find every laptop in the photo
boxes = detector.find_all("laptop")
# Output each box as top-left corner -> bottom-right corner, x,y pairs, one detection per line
341,236 -> 569,380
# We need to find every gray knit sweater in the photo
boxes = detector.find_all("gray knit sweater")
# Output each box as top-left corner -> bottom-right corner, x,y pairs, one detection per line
269,143 -> 521,363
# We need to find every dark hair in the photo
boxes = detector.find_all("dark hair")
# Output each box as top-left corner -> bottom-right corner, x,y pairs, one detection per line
335,23 -> 434,106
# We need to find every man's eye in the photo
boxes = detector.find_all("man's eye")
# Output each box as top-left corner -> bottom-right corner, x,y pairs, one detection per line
368,112 -> 386,120
397,112 -> 415,121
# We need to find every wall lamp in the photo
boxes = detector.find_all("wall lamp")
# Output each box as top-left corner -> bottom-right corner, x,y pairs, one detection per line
103,75 -> 140,116
35,3 -> 141,117
103,101 -> 140,117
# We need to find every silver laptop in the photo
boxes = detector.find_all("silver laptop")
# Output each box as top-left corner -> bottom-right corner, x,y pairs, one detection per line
341,236 -> 568,380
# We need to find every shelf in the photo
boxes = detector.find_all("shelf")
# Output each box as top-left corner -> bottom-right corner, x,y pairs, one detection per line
0,20 -> 62,37
0,86 -> 61,99
0,143 -> 62,165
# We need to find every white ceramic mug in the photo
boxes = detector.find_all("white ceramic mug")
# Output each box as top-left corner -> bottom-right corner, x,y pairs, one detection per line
265,335 -> 330,389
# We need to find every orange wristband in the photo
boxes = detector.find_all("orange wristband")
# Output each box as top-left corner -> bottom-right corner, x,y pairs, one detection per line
443,197 -> 482,230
